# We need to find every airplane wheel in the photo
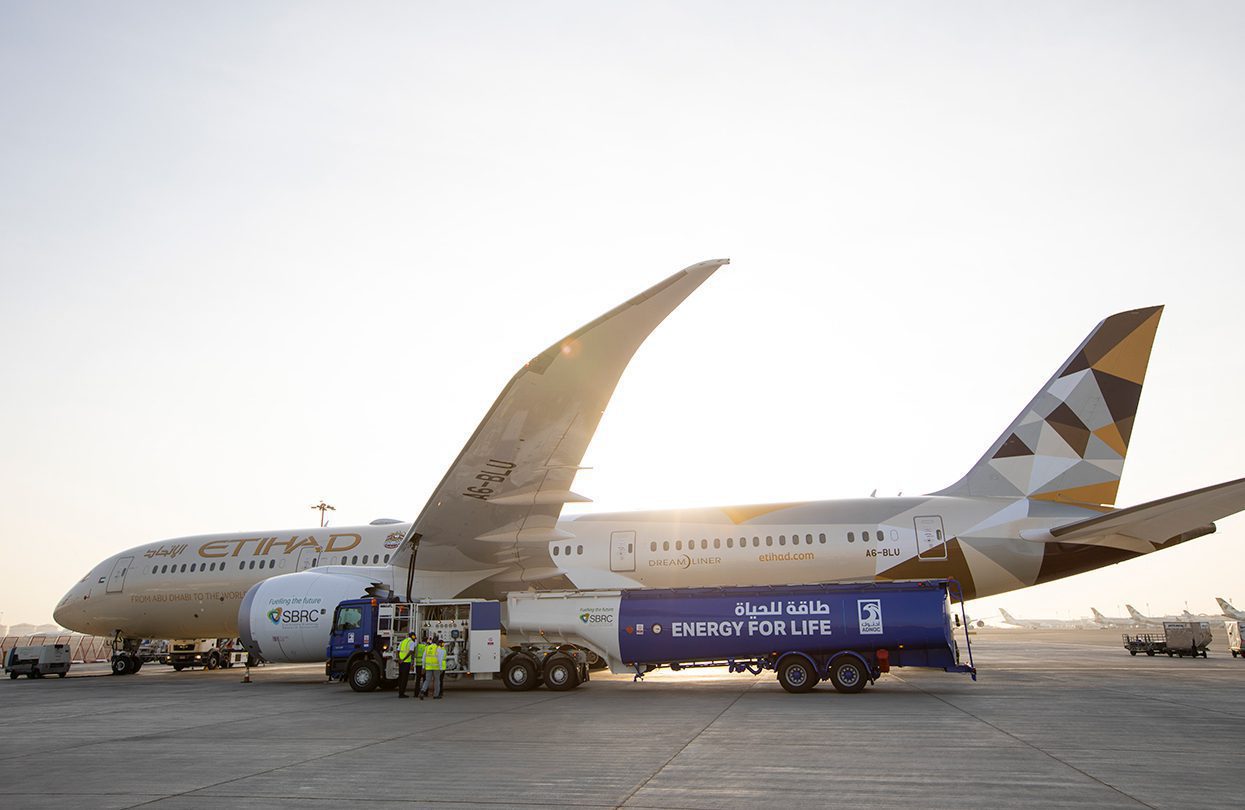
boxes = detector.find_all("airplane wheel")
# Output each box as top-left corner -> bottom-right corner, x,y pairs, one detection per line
777,657 -> 818,694
542,654 -> 579,691
829,657 -> 868,694
111,656 -> 132,676
502,654 -> 537,691
132,660 -> 143,673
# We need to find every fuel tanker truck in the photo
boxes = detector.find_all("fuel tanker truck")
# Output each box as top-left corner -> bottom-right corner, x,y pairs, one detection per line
321,579 -> 975,694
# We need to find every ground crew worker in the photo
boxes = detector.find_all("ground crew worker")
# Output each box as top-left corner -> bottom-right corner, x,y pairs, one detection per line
421,634 -> 445,699
396,629 -> 417,698
414,634 -> 428,697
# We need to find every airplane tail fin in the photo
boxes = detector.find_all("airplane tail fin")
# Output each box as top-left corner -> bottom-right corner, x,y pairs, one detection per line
1217,597 -> 1242,617
1126,604 -> 1146,621
999,608 -> 1016,623
1091,607 -> 1106,621
935,306 -> 1163,506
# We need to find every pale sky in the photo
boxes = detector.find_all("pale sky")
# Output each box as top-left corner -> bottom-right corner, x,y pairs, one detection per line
3,2 -> 1244,627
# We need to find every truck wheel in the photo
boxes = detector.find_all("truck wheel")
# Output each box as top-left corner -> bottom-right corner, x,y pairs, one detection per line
58,672 -> 66,678
172,663 -> 186,671
543,654 -> 579,691
1146,650 -> 1155,656
206,653 -> 220,670
348,661 -> 380,692
31,669 -> 41,679
112,656 -> 132,676
829,657 -> 868,694
777,657 -> 818,694
502,654 -> 538,691
1129,650 -> 1137,656
8,672 -> 16,680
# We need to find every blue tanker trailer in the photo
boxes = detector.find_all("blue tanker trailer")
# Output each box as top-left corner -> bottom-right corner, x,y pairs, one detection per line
503,579 -> 976,693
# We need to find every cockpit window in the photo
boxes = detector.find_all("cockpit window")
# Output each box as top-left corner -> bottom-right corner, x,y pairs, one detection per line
334,607 -> 363,632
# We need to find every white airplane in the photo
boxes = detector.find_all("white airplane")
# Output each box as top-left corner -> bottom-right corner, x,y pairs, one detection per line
1126,604 -> 1182,626
1216,598 -> 1245,621
998,608 -> 1096,630
54,259 -> 1245,672
1090,607 -> 1140,628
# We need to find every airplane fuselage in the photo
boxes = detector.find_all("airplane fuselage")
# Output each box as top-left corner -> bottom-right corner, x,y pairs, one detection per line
55,494 -> 1125,640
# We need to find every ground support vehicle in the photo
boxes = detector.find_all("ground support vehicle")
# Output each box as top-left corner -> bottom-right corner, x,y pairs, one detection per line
5,644 -> 71,679
1227,621 -> 1245,658
1122,622 -> 1212,658
1161,622 -> 1212,658
326,598 -> 576,692
503,580 -> 976,694
168,638 -> 251,671
1122,633 -> 1166,656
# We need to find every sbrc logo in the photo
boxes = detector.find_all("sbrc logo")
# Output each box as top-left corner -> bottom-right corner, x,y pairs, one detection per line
579,609 -> 614,625
267,606 -> 321,625
857,599 -> 883,635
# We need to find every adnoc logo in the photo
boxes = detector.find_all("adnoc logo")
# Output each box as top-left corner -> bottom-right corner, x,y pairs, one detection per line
857,599 -> 883,635
267,607 -> 283,625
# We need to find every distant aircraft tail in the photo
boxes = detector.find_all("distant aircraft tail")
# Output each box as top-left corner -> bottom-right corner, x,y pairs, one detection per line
935,307 -> 1163,506
1126,604 -> 1147,621
1091,607 -> 1107,622
1217,597 -> 1245,619
999,608 -> 1017,623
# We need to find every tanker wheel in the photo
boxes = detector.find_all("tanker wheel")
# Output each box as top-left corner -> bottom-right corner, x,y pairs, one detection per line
502,655 -> 537,691
543,654 -> 579,691
829,657 -> 868,694
348,661 -> 380,692
777,657 -> 818,694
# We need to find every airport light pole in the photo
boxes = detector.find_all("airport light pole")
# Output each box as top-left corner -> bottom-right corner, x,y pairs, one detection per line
311,500 -> 336,528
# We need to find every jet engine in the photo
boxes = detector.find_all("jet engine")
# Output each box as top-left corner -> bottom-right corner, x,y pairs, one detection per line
238,568 -> 389,663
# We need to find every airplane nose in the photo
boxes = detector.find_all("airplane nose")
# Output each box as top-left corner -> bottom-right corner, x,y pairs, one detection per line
53,585 -> 85,632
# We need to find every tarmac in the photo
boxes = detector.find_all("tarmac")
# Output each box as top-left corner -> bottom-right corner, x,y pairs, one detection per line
1,628 -> 1242,809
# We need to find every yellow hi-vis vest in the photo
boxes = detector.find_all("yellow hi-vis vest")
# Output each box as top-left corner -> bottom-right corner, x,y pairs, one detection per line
415,642 -> 427,663
423,644 -> 441,670
397,637 -> 415,663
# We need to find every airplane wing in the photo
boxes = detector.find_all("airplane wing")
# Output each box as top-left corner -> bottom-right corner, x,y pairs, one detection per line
394,259 -> 728,596
1019,476 -> 1245,554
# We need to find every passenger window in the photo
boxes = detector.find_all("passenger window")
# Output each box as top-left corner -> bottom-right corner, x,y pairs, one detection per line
676,540 -> 683,551
191,563 -> 197,572
807,533 -> 813,544
351,555 -> 359,565
384,554 -> 390,563
151,566 -> 158,575
180,564 -> 187,572
726,538 -> 733,548
701,539 -> 708,550
553,546 -> 560,556
818,533 -> 826,544
565,545 -> 572,556
862,531 -> 869,542
876,531 -> 884,542
651,542 -> 657,552
848,532 -> 855,543
249,561 -> 256,570
753,537 -> 760,547
341,556 -> 347,565
663,541 -> 670,551
577,545 -> 584,555
714,538 -> 720,549
779,535 -> 786,546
